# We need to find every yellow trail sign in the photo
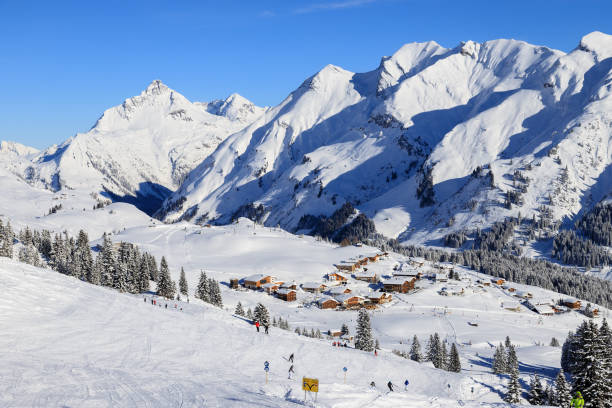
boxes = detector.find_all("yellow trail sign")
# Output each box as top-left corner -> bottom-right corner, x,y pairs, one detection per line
302,377 -> 319,393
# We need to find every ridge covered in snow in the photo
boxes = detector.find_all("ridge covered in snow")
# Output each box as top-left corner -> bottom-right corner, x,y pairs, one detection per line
157,32 -> 612,247
4,80 -> 265,214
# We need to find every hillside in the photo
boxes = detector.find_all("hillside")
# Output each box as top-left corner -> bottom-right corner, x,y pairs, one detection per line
0,233 -> 595,406
158,32 -> 612,253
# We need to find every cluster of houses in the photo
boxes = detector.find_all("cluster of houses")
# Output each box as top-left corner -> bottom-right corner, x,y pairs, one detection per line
230,252 -> 427,310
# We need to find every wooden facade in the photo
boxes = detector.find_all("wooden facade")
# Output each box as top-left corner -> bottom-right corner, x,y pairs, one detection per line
277,289 -> 297,302
383,278 -> 415,293
318,298 -> 340,309
243,274 -> 273,290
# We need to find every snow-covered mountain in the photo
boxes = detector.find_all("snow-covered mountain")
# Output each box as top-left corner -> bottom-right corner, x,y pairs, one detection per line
9,80 -> 265,214
159,32 -> 612,245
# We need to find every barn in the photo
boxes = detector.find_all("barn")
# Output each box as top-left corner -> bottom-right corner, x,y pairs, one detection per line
335,262 -> 356,272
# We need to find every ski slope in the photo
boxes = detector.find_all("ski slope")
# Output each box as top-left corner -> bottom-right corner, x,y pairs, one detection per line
0,257 -> 575,407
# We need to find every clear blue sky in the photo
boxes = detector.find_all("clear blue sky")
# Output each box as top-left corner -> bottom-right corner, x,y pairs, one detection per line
1,0 -> 610,149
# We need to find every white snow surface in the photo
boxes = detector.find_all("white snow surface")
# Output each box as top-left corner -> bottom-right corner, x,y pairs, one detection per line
1,237 -> 587,407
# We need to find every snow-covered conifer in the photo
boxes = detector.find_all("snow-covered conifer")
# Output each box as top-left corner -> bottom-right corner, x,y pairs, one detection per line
235,301 -> 245,316
179,267 -> 188,296
448,343 -> 461,372
156,256 -> 176,299
527,373 -> 544,405
410,335 -> 423,362
253,303 -> 270,326
354,309 -> 374,352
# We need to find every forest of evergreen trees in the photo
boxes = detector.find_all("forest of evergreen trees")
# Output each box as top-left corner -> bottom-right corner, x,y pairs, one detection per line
374,238 -> 612,309
0,220 -> 211,303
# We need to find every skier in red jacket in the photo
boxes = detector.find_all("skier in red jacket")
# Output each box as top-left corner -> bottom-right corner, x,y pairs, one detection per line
255,320 -> 260,332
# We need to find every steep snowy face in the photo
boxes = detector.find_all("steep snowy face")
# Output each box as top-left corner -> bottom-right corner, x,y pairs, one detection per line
19,80 -> 264,214
160,32 -> 612,245
0,141 -> 39,156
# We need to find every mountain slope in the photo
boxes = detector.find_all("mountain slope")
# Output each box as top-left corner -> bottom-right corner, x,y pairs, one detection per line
11,80 -> 265,214
160,32 -> 612,247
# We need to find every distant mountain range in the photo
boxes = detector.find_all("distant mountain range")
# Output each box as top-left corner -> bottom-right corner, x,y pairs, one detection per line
3,32 -> 612,251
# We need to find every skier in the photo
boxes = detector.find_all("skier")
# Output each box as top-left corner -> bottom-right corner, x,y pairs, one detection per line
265,324 -> 269,335
387,381 -> 394,392
404,379 -> 409,391
288,364 -> 295,379
165,304 -> 168,309
255,320 -> 260,332
289,353 -> 294,363
571,391 -> 584,408
374,349 -> 378,357
370,381 -> 376,389
144,297 -> 147,303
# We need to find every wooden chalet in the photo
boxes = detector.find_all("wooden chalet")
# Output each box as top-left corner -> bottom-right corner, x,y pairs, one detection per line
367,254 -> 379,262
353,270 -> 377,283
563,299 -> 582,309
318,297 -> 340,310
243,274 -> 273,290
335,262 -> 357,272
335,294 -> 365,308
327,286 -> 352,296
277,288 -> 297,302
367,292 -> 392,304
280,281 -> 297,290
434,273 -> 448,283
492,278 -> 505,285
383,277 -> 415,293
326,272 -> 348,283
301,282 -> 327,293
262,282 -> 281,294
230,278 -> 239,289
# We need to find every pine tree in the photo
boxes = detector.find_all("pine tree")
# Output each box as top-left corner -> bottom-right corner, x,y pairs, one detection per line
410,335 -> 423,362
137,254 -> 150,293
196,271 -> 209,302
448,343 -> 461,372
527,374 -> 544,405
507,344 -> 518,374
426,334 -> 436,362
341,323 -> 349,336
561,331 -> 577,374
74,230 -> 93,281
253,303 -> 270,326
544,382 -> 554,406
554,369 -> 572,408
440,341 -> 448,370
208,279 -> 223,307
179,267 -> 188,296
505,335 -> 512,348
156,256 -> 176,299
375,339 -> 380,350
235,301 -> 245,316
550,337 -> 560,347
99,233 -> 115,287
597,319 -> 612,406
572,320 -> 608,407
492,343 -> 507,374
505,367 -> 521,404
246,308 -> 253,320
354,308 -> 374,351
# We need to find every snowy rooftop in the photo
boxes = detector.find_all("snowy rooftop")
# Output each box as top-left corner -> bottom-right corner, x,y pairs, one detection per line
243,273 -> 269,282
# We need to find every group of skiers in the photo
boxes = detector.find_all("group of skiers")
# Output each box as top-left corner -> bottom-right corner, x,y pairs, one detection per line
144,296 -> 183,311
254,320 -> 269,334
368,379 -> 409,392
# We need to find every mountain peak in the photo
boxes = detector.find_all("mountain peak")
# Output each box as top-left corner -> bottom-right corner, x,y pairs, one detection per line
143,79 -> 171,96
578,31 -> 612,60
0,140 -> 39,156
